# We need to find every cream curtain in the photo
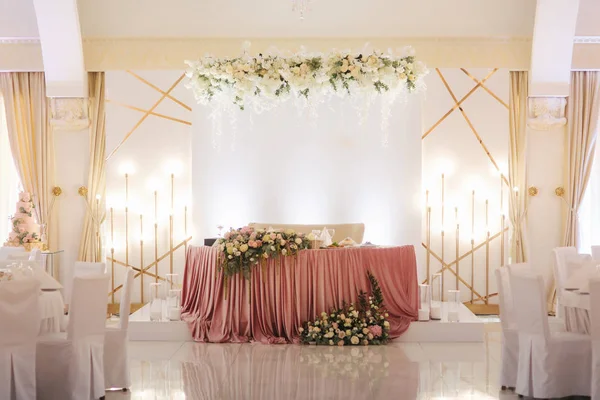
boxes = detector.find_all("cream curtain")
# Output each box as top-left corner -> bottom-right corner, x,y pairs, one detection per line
508,71 -> 529,263
0,96 -> 20,244
78,73 -> 106,262
563,71 -> 600,247
0,73 -> 56,248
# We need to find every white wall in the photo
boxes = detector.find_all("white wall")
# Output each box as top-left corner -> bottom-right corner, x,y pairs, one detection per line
54,128 -> 89,298
192,96 -> 422,249
527,126 -> 565,296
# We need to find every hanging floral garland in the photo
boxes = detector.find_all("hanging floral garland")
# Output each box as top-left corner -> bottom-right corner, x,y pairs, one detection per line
185,46 -> 428,112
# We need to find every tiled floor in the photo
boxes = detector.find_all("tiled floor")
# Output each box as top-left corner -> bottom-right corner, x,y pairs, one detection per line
104,322 -> 526,400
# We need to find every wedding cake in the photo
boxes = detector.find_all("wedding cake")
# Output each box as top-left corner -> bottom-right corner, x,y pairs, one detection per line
4,192 -> 42,248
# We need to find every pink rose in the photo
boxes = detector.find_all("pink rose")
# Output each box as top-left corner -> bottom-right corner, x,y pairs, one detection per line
270,233 -> 276,240
21,192 -> 31,202
248,240 -> 257,248
256,240 -> 262,247
224,232 -> 231,239
332,322 -> 338,329
369,325 -> 383,337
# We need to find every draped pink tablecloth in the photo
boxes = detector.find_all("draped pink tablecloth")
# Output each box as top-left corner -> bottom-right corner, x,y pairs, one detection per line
181,245 -> 418,344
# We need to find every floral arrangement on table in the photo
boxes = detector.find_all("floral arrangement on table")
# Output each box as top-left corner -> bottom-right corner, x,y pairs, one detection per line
299,271 -> 390,346
216,226 -> 311,279
185,46 -> 427,112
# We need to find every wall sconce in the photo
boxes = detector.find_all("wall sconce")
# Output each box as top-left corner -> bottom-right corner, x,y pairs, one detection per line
51,186 -> 63,197
528,187 -> 539,197
555,187 -> 565,197
78,186 -> 88,197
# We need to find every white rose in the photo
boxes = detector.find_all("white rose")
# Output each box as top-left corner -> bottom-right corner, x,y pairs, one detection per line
350,336 -> 360,345
240,244 -> 249,252
282,249 -> 288,255
228,255 -> 233,259
299,327 -> 304,333
329,340 -> 334,346
227,247 -> 234,255
280,239 -> 286,246
295,238 -> 302,245
235,251 -> 241,256
384,321 -> 390,328
225,64 -> 234,74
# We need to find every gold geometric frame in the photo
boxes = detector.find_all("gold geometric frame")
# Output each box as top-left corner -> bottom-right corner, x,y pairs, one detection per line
104,71 -> 192,310
422,68 -> 509,314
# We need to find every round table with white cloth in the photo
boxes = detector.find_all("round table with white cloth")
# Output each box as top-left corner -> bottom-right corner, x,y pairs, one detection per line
39,290 -> 65,334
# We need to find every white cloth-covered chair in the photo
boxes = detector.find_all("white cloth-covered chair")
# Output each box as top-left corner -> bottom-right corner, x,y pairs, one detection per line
29,248 -> 42,262
496,264 -> 564,390
511,269 -> 591,398
0,246 -> 26,261
590,277 -> 600,399
553,247 -> 581,317
0,278 -> 41,400
74,261 -> 106,277
104,268 -> 134,390
36,274 -> 109,400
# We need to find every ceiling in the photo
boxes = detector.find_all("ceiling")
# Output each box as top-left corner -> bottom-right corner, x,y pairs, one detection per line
1,0 -> 540,39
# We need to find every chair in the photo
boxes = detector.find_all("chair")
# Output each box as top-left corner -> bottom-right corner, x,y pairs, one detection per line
0,246 -> 26,261
29,248 -> 42,262
589,278 -> 600,399
496,264 -> 565,390
36,274 -> 109,400
74,261 -> 106,277
553,247 -> 579,317
511,269 -> 591,398
104,268 -> 134,390
0,278 -> 41,400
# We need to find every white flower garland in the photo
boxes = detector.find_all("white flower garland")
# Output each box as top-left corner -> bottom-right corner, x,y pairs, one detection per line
185,47 -> 427,112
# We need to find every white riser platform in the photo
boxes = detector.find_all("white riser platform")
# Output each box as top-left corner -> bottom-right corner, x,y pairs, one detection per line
129,304 -> 192,341
130,302 -> 483,342
396,303 -> 484,342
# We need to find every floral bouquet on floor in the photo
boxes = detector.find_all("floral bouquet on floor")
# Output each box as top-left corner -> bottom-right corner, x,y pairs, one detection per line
299,271 -> 391,346
216,226 -> 311,279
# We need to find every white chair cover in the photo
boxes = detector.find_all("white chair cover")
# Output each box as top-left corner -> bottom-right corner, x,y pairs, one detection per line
511,269 -> 591,398
0,246 -> 26,261
553,247 -> 579,317
592,246 -> 600,261
495,266 -> 518,389
36,274 -> 109,400
73,261 -> 106,277
496,263 -> 565,390
0,278 -> 40,400
28,249 -> 42,262
104,268 -> 134,390
8,253 -> 30,261
590,278 -> 600,399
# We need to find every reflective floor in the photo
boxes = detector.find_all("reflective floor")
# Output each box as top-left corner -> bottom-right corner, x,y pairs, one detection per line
106,323 -> 520,400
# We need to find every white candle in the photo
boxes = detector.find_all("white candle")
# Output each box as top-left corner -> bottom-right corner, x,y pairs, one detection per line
430,304 -> 442,320
168,307 -> 181,321
447,310 -> 459,322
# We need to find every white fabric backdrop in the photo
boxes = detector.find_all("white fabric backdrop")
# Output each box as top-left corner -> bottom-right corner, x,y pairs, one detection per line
191,96 -> 422,247
0,96 -> 20,244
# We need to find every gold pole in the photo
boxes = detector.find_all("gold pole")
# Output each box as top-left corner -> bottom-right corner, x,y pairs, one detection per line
455,207 -> 459,291
140,214 -> 144,303
470,190 -> 475,304
184,206 -> 188,255
441,173 -> 445,301
110,207 -> 115,304
485,199 -> 490,305
154,190 -> 158,283
125,174 -> 129,269
500,174 -> 505,267
426,190 -> 430,284
170,173 -> 174,275
95,197 -> 100,262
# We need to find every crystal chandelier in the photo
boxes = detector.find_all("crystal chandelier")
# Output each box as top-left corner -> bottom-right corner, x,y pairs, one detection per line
292,0 -> 311,20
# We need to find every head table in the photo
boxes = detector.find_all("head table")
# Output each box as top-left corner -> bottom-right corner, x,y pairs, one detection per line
181,245 -> 418,343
